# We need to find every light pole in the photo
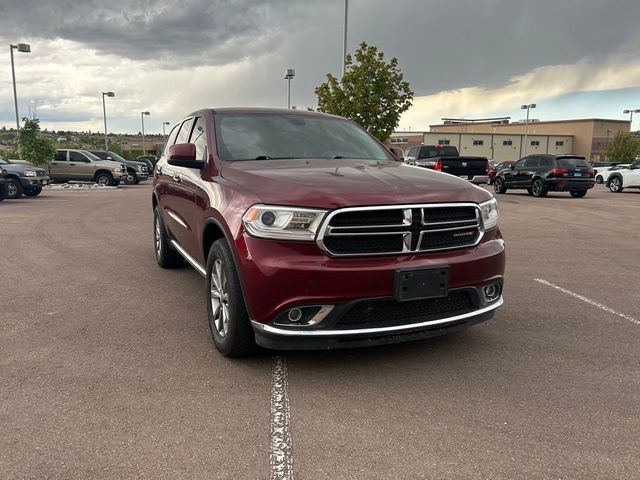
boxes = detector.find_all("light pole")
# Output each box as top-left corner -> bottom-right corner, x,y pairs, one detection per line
521,103 -> 536,156
623,109 -> 640,130
102,92 -> 115,150
162,121 -> 170,141
342,0 -> 349,78
284,69 -> 295,109
141,111 -> 150,155
10,42 -> 31,158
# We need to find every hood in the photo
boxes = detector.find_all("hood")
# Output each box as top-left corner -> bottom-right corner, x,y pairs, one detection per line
1,162 -> 47,175
220,159 -> 492,208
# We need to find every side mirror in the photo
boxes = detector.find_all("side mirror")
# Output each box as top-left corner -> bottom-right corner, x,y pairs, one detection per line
510,164 -> 515,169
389,146 -> 404,162
167,143 -> 204,169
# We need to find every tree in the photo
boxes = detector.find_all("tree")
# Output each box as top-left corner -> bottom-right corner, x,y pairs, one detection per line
18,118 -> 56,166
604,132 -> 640,163
315,42 -> 413,142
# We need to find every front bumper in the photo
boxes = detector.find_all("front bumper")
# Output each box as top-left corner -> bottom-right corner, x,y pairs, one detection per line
19,176 -> 50,187
236,230 -> 505,347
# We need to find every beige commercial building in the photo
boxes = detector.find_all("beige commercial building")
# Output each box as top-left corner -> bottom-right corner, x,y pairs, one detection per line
427,118 -> 630,162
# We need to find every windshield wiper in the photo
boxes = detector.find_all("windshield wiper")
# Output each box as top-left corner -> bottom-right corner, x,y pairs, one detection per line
253,156 -> 294,160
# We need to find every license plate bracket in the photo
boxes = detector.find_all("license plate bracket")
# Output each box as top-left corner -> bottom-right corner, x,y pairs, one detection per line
394,266 -> 450,302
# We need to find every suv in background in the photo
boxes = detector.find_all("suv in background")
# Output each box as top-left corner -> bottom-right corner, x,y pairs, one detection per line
153,108 -> 505,357
0,165 -> 8,201
494,154 -> 595,197
607,161 -> 640,193
49,149 -> 127,186
89,150 -> 149,184
0,155 -> 50,198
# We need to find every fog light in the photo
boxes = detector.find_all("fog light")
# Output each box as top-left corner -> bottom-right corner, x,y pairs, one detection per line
483,284 -> 501,301
287,308 -> 303,322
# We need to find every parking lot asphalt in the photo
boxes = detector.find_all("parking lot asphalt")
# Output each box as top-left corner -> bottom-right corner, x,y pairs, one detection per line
1,184 -> 639,479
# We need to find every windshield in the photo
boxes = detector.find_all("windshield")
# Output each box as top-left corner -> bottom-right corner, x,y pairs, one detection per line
557,157 -> 589,168
0,156 -> 9,164
108,152 -> 129,162
214,113 -> 392,161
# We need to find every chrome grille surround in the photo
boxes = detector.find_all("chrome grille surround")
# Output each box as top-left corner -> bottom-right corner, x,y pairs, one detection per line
316,203 -> 485,257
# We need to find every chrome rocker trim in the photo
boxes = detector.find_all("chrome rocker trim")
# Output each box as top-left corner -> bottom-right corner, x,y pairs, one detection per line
170,239 -> 206,276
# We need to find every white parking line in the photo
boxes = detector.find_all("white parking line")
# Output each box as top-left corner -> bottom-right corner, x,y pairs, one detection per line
534,278 -> 640,326
270,355 -> 294,480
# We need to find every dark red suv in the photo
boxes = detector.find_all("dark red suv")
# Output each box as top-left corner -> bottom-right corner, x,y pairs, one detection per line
153,108 -> 505,356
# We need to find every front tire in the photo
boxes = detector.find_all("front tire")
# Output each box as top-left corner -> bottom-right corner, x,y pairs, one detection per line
154,207 -> 183,268
570,190 -> 587,198
531,178 -> 548,197
24,186 -> 43,197
608,176 -> 623,193
124,172 -> 138,185
5,178 -> 24,199
95,172 -> 114,186
206,239 -> 257,357
494,178 -> 507,194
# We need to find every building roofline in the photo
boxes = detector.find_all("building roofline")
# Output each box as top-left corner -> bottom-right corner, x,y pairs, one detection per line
430,118 -> 630,127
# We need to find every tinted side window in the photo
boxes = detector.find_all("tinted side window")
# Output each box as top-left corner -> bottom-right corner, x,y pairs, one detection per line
54,151 -> 67,161
70,151 -> 89,162
539,157 -> 553,168
406,147 -> 418,159
512,159 -> 526,169
524,157 -> 539,168
175,118 -> 194,145
190,117 -> 207,160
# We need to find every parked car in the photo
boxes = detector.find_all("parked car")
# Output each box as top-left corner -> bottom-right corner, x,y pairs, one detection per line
487,160 -> 514,185
594,164 -> 630,184
606,161 -> 640,193
137,155 -> 158,173
135,156 -> 155,174
405,144 -> 489,183
0,165 -> 8,201
89,150 -> 149,184
0,155 -> 50,198
49,149 -> 127,186
153,108 -> 505,356
494,154 -> 595,198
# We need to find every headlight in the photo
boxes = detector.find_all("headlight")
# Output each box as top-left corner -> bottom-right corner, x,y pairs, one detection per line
137,165 -> 143,172
22,170 -> 37,177
243,205 -> 327,241
479,198 -> 499,230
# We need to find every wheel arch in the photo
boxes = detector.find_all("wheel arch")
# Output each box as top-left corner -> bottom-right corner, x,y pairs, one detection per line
607,173 -> 623,186
94,169 -> 113,180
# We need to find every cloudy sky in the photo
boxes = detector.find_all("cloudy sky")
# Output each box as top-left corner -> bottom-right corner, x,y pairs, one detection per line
1,0 -> 639,134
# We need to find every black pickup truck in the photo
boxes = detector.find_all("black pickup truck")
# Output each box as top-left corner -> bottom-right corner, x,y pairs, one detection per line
405,145 -> 489,183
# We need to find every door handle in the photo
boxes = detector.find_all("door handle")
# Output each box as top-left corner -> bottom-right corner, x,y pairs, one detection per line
172,172 -> 181,182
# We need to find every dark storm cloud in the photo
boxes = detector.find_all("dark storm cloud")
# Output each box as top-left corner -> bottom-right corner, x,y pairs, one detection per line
1,0 -> 639,99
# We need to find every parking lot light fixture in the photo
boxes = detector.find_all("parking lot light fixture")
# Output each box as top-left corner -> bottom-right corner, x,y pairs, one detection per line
141,111 -> 150,155
623,109 -> 640,129
521,103 -> 536,156
10,42 -> 31,158
102,92 -> 115,150
284,69 -> 295,109
162,121 -> 170,141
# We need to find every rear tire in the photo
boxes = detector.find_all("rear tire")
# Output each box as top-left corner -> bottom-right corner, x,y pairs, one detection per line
154,207 -> 183,268
531,178 -> 548,197
608,176 -> 623,193
595,175 -> 603,184
570,190 -> 587,198
494,178 -> 507,194
24,186 -> 43,197
206,239 -> 257,357
5,178 -> 23,199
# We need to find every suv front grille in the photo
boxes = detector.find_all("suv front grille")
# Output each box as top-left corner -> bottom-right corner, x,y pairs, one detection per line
318,204 -> 482,256
335,290 -> 475,329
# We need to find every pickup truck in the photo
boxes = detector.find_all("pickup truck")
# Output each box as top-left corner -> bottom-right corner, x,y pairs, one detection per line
405,145 -> 490,183
89,150 -> 149,184
152,108 -> 505,357
49,149 -> 127,186
0,154 -> 50,198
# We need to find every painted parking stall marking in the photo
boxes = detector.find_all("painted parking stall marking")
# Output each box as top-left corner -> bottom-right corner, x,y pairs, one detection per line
534,278 -> 640,326
270,355 -> 294,480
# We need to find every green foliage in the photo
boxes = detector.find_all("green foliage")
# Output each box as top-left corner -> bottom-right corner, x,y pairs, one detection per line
18,118 -> 56,166
604,132 -> 640,163
315,42 -> 413,142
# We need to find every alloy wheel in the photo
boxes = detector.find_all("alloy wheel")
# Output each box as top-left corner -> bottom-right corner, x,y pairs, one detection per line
532,180 -> 542,196
210,258 -> 230,337
610,177 -> 621,192
7,182 -> 17,197
97,176 -> 109,186
154,214 -> 161,259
